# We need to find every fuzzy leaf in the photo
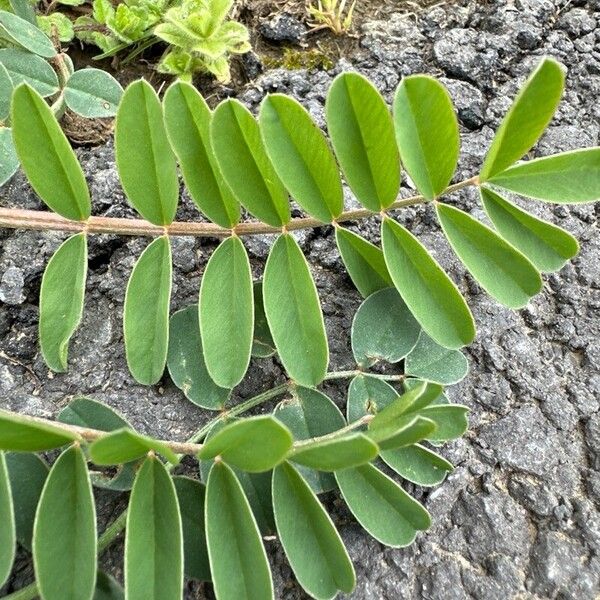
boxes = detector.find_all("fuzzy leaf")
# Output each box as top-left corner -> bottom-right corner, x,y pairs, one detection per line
393,75 -> 459,199
273,462 -> 355,600
124,237 -> 172,385
263,234 -> 328,386
381,217 -> 475,349
480,58 -> 565,181
0,48 -> 58,97
0,410 -> 79,451
33,446 -> 97,600
346,374 -> 399,424
0,453 -> 15,587
0,127 -> 18,186
0,10 -> 56,57
260,94 -> 343,222
12,84 -> 91,220
335,463 -> 430,547
115,80 -> 178,225
125,456 -> 183,600
9,0 -> 36,24
327,72 -> 400,211
0,63 -> 12,120
382,444 -> 453,486
252,282 -> 276,358
64,68 -> 122,118
206,462 -> 273,600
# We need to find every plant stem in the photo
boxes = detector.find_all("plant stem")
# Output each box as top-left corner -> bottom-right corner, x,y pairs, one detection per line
0,177 -> 479,239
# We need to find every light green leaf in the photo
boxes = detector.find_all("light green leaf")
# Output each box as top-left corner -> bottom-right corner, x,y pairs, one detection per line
0,10 -> 56,57
335,227 -> 393,298
0,410 -> 79,451
0,453 -> 15,587
480,58 -> 565,181
381,217 -> 475,349
206,462 -> 273,600
94,572 -> 124,600
167,305 -> 231,409
163,81 -> 239,228
0,127 -> 18,186
199,237 -> 253,389
124,236 -> 172,385
273,461 -> 355,600
33,446 -> 97,600
198,416 -> 293,472
173,476 -> 210,582
488,148 -> 600,204
260,94 -> 343,222
335,463 -> 430,547
11,84 -> 91,220
0,63 -> 13,120
437,202 -> 542,308
346,374 -> 398,423
393,75 -> 459,199
405,331 -> 468,385
211,98 -> 290,227
252,281 -> 276,358
326,72 -> 400,210
263,234 -> 328,386
125,456 -> 183,600
0,48 -> 58,97
351,287 -> 420,367
39,233 -> 87,372
64,68 -> 123,118
37,13 -> 74,43
480,188 -> 578,272
115,80 -> 178,225
382,444 -> 453,486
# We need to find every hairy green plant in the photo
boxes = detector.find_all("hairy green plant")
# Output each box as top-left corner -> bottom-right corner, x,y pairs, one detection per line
308,0 -> 356,35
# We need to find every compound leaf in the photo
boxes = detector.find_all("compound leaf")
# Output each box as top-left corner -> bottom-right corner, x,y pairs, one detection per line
480,188 -> 578,272
393,75 -> 459,199
437,202 -> 542,308
381,217 -> 475,349
115,80 -> 178,225
0,10 -> 56,57
0,127 -> 18,187
39,233 -> 87,372
33,446 -> 97,600
125,456 -> 183,600
346,374 -> 398,424
0,410 -> 79,451
327,72 -> 400,211
200,236 -> 253,389
12,84 -> 91,220
252,282 -> 276,358
63,67 -> 123,118
263,234 -> 328,387
480,58 -> 565,181
273,462 -> 355,600
0,48 -> 58,97
0,453 -> 15,587
335,463 -> 430,547
381,444 -> 453,486
206,462 -> 273,600
260,94 -> 343,222
124,236 -> 172,386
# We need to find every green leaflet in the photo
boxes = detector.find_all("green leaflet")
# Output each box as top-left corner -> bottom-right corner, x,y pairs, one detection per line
199,237 -> 254,389
373,416 -> 437,451
335,227 -> 393,298
9,0 -> 36,24
290,433 -> 378,471
115,80 -> 179,225
480,188 -> 578,272
167,305 -> 231,409
393,75 -> 459,199
252,282 -> 276,358
0,127 -> 19,187
367,383 -> 427,436
0,63 -> 12,120
206,463 -> 273,600
0,453 -> 15,588
488,148 -> 600,204
263,234 -> 328,387
351,287 -> 420,367
480,58 -> 565,181
418,405 -> 469,443
326,72 -> 400,211
33,446 -> 97,600
63,68 -> 123,118
0,49 -> 59,97
173,476 -> 210,582
335,463 -> 430,547
198,416 -> 293,472
94,572 -> 124,600
163,81 -> 239,228
0,10 -> 56,57
260,94 -> 343,222
346,374 -> 398,423
436,202 -> 542,308
11,84 -> 91,220
381,444 -> 453,487
5,453 -> 48,550
273,462 -> 355,600
381,217 -> 475,349
124,236 -> 172,385
89,428 -> 179,466
39,233 -> 87,372
405,331 -> 468,385
125,456 -> 183,600
0,409 -> 79,451
211,98 -> 290,227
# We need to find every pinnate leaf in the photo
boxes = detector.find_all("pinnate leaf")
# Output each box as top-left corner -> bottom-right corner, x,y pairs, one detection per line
64,68 -> 123,118
0,410 -> 79,451
0,453 -> 15,587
